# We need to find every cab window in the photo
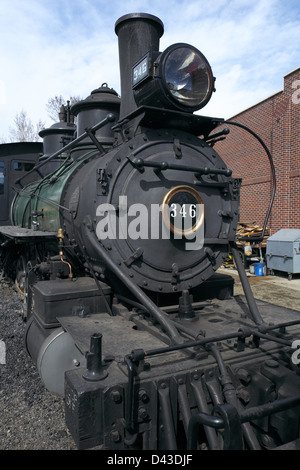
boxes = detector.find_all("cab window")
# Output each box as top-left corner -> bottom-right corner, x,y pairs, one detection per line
12,161 -> 35,172
0,161 -> 4,195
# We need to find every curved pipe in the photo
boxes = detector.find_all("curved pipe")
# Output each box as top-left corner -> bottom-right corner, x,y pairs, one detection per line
83,220 -> 183,345
230,242 -> 265,326
14,114 -> 116,186
225,120 -> 276,243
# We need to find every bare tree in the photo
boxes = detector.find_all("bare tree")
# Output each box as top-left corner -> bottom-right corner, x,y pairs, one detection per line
3,95 -> 82,143
8,110 -> 45,142
46,95 -> 81,122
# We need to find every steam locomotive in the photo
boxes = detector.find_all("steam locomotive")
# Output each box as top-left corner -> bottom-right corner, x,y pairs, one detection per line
1,13 -> 300,451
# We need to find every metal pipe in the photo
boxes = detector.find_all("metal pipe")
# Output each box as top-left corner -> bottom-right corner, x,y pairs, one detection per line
158,385 -> 177,449
83,221 -> 183,345
177,382 -> 192,435
191,379 -> 220,450
14,114 -> 116,185
240,395 -> 300,423
124,354 -> 135,432
128,156 -> 232,176
187,413 -> 223,450
231,243 -> 265,326
210,344 -> 261,450
188,395 -> 300,449
225,120 -> 276,243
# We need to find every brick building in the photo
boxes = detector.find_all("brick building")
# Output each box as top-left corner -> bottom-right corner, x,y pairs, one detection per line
215,67 -> 300,235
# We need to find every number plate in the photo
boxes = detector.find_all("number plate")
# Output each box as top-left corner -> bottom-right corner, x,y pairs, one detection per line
132,55 -> 149,88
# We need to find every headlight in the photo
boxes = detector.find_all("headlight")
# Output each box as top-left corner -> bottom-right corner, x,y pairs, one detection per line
132,43 -> 215,112
163,44 -> 214,108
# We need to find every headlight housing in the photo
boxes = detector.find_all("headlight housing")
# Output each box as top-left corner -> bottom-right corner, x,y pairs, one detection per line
132,43 -> 215,112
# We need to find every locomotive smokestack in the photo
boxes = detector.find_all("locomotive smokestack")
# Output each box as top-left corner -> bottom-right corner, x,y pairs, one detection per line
115,13 -> 164,120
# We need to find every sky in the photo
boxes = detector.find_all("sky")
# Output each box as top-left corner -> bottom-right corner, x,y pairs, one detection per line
1,0 -> 300,142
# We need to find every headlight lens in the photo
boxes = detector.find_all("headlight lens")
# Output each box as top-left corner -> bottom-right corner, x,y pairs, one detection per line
162,44 -> 214,110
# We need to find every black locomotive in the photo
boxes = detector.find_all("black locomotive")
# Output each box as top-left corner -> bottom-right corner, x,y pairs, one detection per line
1,13 -> 300,451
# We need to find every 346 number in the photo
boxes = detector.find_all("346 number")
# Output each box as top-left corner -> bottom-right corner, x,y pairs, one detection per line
170,203 -> 196,218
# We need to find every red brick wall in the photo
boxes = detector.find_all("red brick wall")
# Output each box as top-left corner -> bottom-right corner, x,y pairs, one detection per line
214,67 -> 300,234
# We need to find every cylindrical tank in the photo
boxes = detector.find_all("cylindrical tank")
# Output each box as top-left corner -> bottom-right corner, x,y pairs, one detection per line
70,84 -> 120,159
39,104 -> 76,176
24,317 -> 85,396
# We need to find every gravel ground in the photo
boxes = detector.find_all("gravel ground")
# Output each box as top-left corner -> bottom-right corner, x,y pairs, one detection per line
1,269 -> 299,451
0,278 -> 76,450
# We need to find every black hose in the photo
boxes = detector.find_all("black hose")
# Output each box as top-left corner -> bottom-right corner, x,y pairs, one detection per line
225,120 -> 276,242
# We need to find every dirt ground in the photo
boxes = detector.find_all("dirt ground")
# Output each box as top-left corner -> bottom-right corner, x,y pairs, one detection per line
220,266 -> 300,312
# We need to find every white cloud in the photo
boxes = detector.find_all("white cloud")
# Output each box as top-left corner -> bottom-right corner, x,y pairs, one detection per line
0,81 -> 5,105
0,0 -> 299,140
